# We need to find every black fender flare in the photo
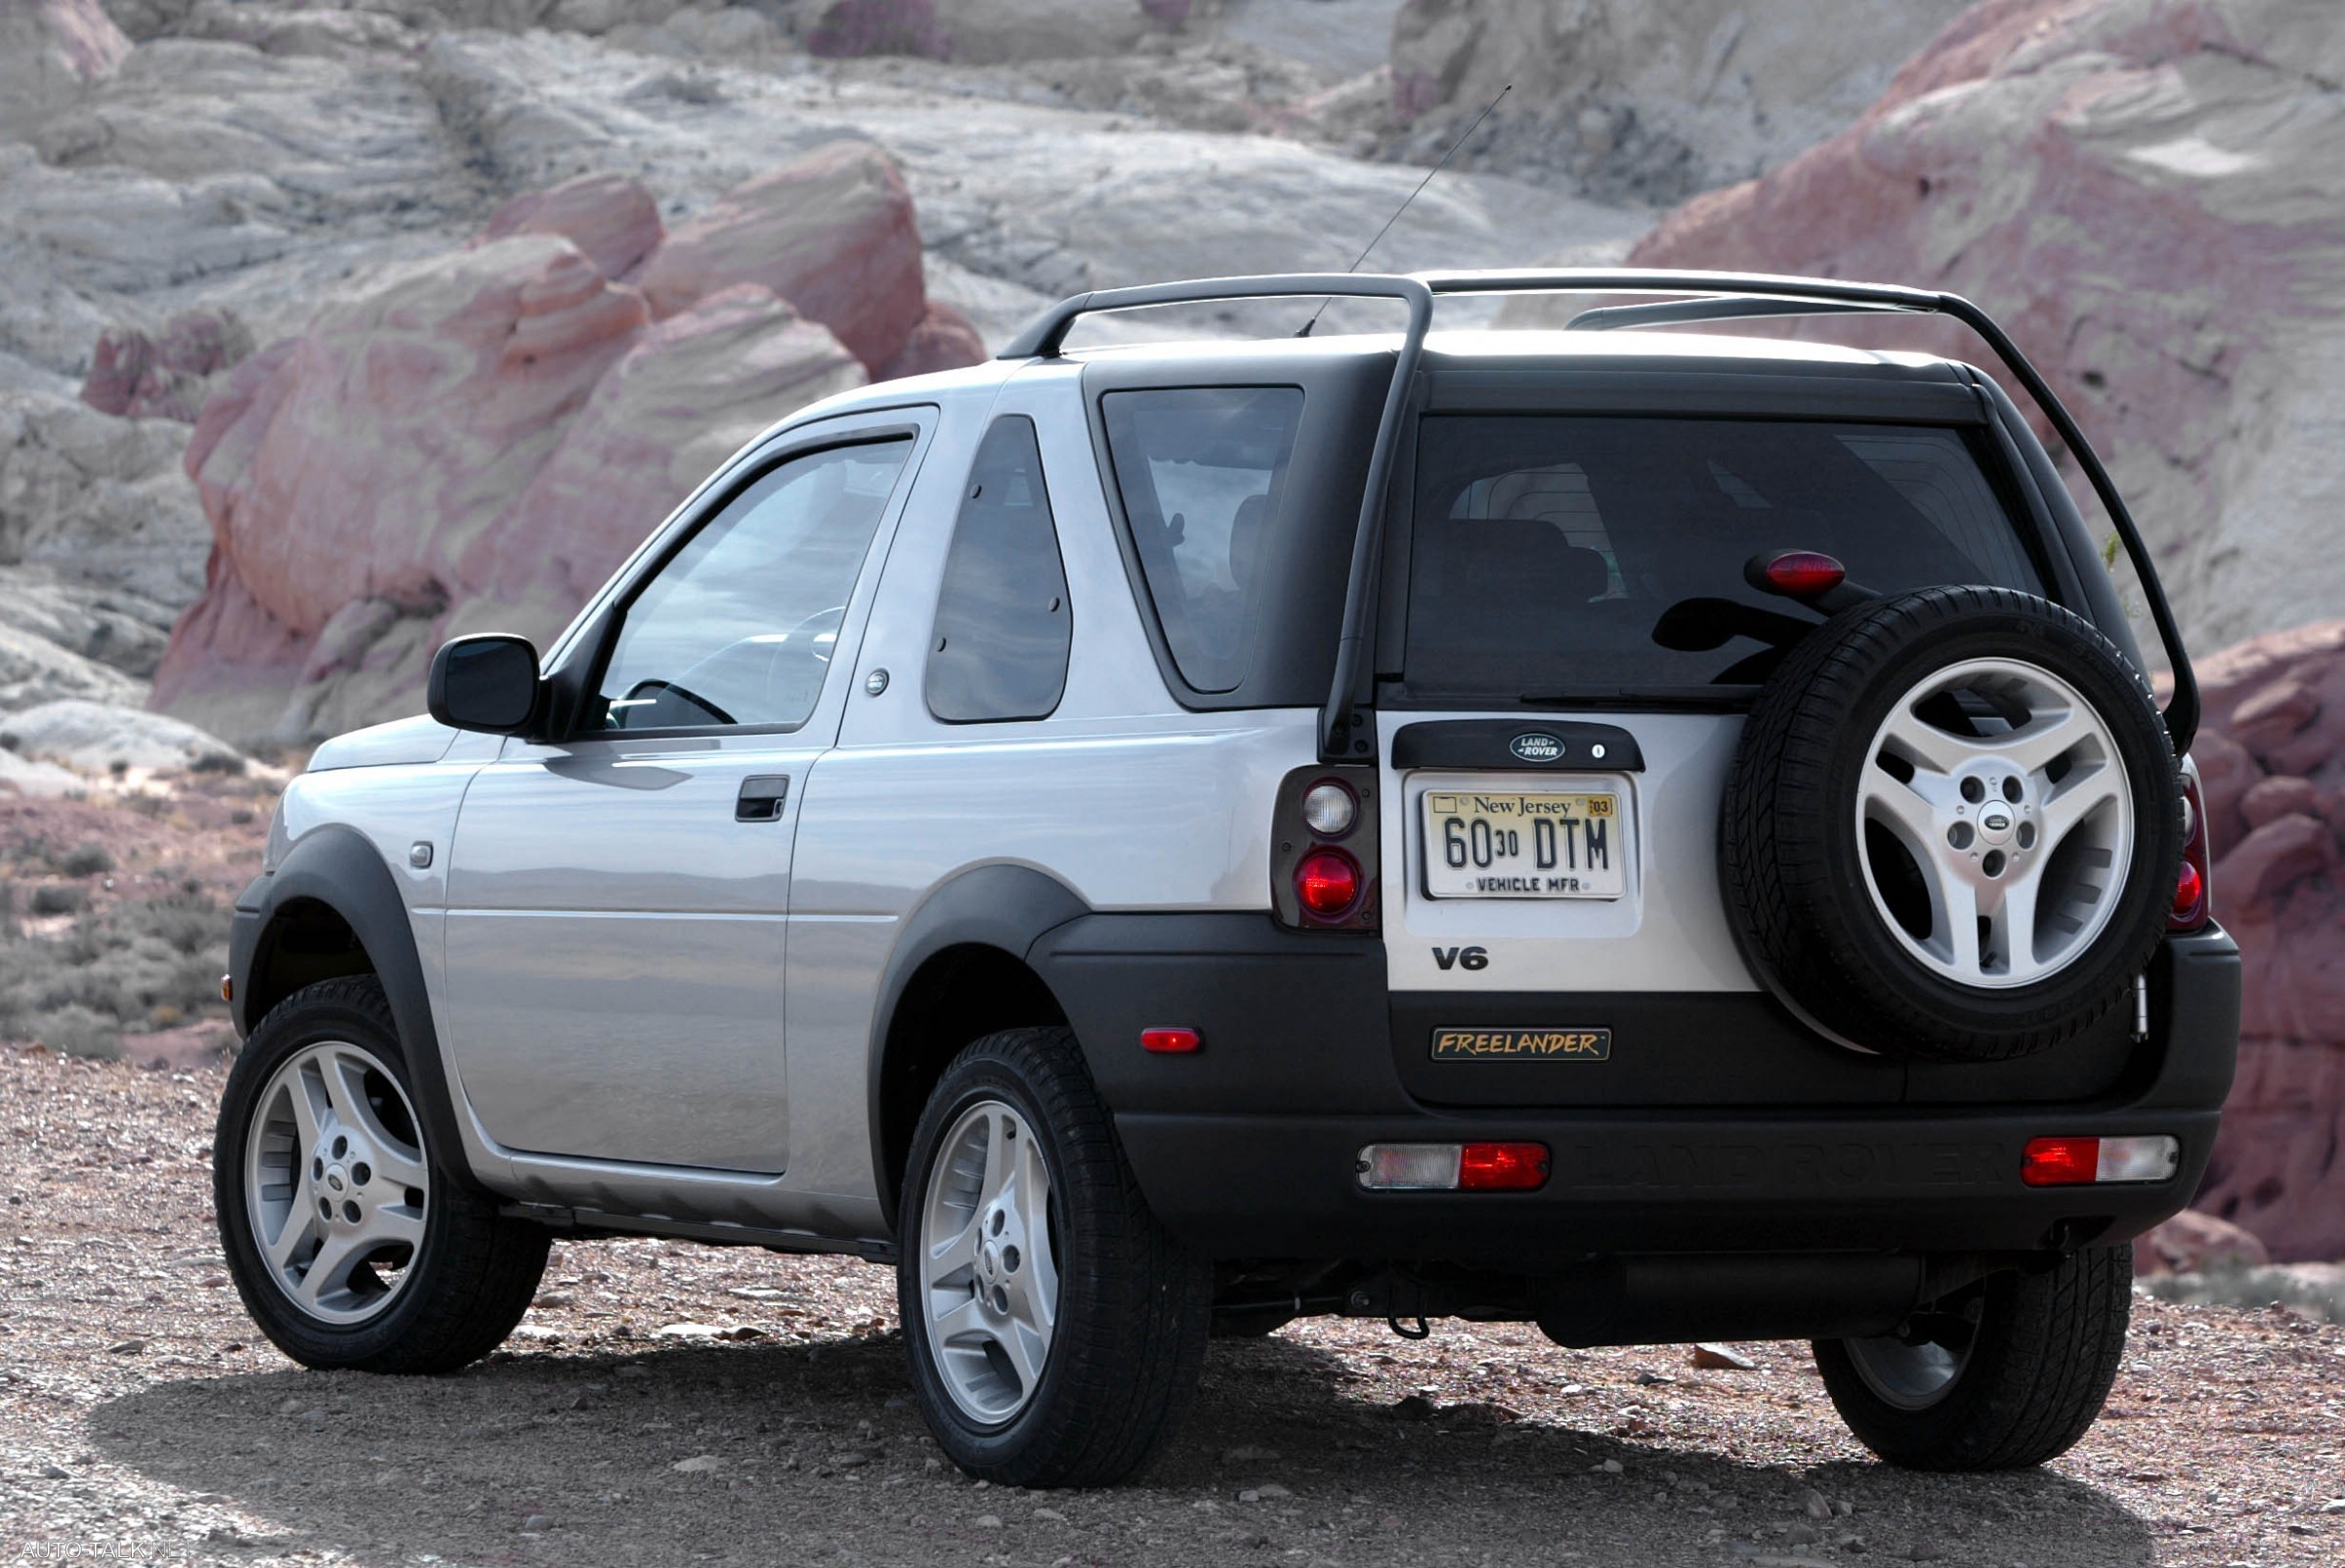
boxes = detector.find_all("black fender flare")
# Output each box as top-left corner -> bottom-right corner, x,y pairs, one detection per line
231,825 -> 478,1188
864,865 -> 1088,1218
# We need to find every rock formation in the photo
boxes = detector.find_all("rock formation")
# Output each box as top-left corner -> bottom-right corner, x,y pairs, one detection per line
2134,1208 -> 2270,1278
2186,621 -> 2345,1261
149,148 -> 933,740
1386,0 -> 1971,198
799,0 -> 1193,64
634,141 -> 926,372
478,171 -> 665,282
77,308 -> 253,423
0,0 -> 132,138
1,0 -> 1635,750
0,697 -> 240,772
1548,0 -> 2345,660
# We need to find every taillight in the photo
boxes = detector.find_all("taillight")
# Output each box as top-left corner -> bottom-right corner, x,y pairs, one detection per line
2021,1134 -> 2182,1186
1457,1142 -> 1551,1191
1296,849 -> 1361,919
2170,768 -> 2211,930
1358,1142 -> 1552,1191
1300,780 -> 1358,837
1272,765 -> 1379,930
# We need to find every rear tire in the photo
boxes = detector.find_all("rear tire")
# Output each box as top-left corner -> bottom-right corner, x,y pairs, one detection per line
1813,1247 -> 2132,1469
213,977 -> 550,1374
897,1027 -> 1211,1487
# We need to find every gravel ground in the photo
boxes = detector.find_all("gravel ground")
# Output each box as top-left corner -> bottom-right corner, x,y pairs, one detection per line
5,1047 -> 2342,1568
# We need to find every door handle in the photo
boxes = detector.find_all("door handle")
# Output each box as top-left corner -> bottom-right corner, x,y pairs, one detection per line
736,775 -> 789,822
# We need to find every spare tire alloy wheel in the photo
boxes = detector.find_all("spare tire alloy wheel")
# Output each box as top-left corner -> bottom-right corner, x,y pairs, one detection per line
1858,657 -> 2131,988
244,1038 -> 430,1325
1722,586 -> 2182,1061
917,1098 -> 1060,1423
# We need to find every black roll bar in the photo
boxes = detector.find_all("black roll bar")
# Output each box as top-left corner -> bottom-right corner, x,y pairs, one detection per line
1000,268 -> 2198,761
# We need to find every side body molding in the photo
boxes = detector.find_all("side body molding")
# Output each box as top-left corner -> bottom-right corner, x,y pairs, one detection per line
863,864 -> 1090,1217
230,825 -> 477,1188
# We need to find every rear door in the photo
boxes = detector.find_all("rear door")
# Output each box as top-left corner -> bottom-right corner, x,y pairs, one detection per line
1376,408 -> 2053,1107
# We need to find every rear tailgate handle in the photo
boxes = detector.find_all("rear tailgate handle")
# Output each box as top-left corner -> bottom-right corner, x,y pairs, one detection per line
736,776 -> 790,822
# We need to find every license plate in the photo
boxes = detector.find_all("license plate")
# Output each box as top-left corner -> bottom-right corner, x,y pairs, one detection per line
1422,790 -> 1626,899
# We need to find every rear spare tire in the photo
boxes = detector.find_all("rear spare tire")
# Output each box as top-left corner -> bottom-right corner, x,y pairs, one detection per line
1721,585 -> 2181,1061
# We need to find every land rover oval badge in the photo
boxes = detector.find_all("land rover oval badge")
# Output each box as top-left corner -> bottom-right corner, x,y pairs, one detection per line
1510,732 -> 1563,763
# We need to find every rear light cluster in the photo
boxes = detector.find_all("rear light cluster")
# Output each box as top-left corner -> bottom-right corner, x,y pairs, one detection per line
1358,1142 -> 1551,1192
2020,1134 -> 2181,1187
2170,768 -> 2213,930
1272,765 -> 1380,930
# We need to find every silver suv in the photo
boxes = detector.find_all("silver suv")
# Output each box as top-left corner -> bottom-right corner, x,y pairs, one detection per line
214,271 -> 2239,1487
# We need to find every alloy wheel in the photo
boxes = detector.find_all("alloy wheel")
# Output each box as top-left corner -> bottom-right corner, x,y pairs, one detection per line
1855,656 -> 2135,988
916,1098 -> 1061,1425
242,1040 -> 430,1326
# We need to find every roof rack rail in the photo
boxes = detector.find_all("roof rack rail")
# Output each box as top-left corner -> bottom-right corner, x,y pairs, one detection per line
1000,269 -> 2196,761
1565,297 -> 1910,331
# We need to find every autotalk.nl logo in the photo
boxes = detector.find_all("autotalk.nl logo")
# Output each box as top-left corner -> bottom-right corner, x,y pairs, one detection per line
1510,733 -> 1563,763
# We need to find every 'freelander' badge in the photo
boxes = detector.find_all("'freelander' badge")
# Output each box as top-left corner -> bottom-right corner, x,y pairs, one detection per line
1430,1028 -> 1613,1062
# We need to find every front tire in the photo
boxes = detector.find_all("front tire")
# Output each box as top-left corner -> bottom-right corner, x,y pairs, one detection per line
213,977 -> 549,1374
1813,1247 -> 2132,1469
897,1027 -> 1211,1487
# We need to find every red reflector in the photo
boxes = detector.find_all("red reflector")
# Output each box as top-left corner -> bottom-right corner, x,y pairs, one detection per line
1140,1027 -> 1201,1054
1458,1142 -> 1550,1191
2022,1136 -> 2101,1187
1295,848 -> 1361,919
1760,551 -> 1847,598
2172,858 -> 2203,922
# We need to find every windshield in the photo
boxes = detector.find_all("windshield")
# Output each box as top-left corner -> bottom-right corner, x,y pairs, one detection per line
1400,415 -> 2043,702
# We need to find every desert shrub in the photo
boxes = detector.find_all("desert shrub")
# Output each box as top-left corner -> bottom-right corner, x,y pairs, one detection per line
0,884 -> 228,1047
33,1004 -> 122,1061
190,751 -> 246,776
135,894 -> 222,957
29,883 -> 86,916
60,843 -> 113,877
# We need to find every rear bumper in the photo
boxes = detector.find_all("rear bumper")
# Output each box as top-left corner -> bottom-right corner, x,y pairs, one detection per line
1032,916 -> 2240,1267
1116,1106 -> 2223,1265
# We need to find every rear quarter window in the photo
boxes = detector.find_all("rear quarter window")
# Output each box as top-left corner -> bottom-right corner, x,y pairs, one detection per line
1402,415 -> 2044,703
1100,386 -> 1305,694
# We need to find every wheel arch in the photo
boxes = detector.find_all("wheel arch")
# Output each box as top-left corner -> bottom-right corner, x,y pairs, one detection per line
233,825 -> 477,1187
867,866 -> 1088,1225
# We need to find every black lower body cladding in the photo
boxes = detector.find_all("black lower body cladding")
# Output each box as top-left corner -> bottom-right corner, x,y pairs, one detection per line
1033,914 -> 2239,1271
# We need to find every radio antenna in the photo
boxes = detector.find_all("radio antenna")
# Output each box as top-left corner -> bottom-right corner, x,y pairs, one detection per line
1297,83 -> 1511,338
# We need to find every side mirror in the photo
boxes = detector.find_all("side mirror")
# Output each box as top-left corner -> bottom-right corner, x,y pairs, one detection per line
428,634 -> 543,736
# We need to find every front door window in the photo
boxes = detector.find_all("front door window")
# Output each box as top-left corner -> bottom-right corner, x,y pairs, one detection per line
596,438 -> 914,732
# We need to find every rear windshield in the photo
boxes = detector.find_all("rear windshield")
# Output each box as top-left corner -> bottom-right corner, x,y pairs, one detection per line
1402,415 -> 2043,701
1101,386 -> 1305,693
